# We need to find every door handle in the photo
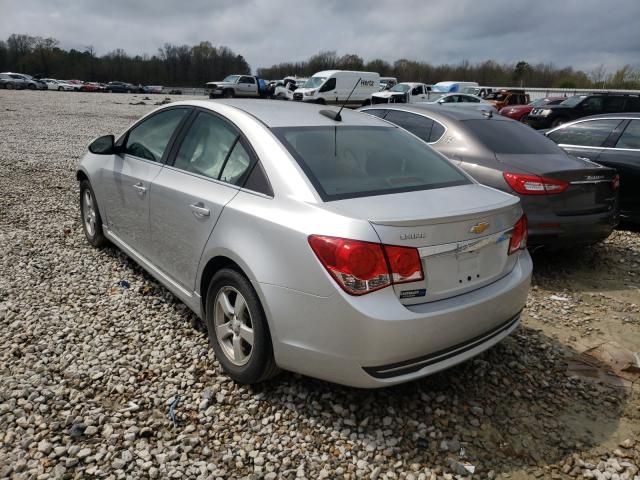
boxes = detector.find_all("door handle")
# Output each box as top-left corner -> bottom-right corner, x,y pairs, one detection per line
190,202 -> 210,217
132,182 -> 146,194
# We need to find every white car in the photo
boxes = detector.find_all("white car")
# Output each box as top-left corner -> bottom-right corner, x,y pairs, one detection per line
273,77 -> 307,100
426,93 -> 498,113
42,78 -> 76,91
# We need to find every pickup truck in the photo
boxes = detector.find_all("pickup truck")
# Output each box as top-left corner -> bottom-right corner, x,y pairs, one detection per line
371,82 -> 430,104
206,75 -> 268,99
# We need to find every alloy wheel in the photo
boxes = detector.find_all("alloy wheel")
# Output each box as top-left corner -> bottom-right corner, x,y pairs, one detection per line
214,286 -> 254,366
82,189 -> 97,237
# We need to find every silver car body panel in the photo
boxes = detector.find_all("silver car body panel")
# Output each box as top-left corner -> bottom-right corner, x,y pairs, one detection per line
78,99 -> 532,387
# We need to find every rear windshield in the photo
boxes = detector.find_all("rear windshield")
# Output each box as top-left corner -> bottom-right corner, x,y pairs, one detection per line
273,126 -> 470,201
463,119 -> 563,154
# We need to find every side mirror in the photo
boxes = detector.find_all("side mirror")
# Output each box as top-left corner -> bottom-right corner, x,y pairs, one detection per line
89,134 -> 116,155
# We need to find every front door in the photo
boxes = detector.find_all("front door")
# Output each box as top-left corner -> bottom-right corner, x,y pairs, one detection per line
100,107 -> 189,253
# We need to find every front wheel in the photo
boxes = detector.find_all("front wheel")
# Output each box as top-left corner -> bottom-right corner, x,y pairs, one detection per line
205,268 -> 279,384
6,83 -> 14,90
79,179 -> 108,248
28,84 -> 36,90
223,89 -> 234,99
551,117 -> 567,128
520,114 -> 529,124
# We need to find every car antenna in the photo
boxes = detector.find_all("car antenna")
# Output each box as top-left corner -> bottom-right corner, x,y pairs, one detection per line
320,77 -> 361,122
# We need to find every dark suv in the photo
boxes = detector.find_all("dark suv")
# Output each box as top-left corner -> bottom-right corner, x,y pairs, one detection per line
527,93 -> 640,129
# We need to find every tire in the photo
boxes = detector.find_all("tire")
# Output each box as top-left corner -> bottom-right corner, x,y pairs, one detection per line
316,98 -> 326,105
209,92 -> 215,99
79,179 -> 108,248
362,99 -> 371,106
205,268 -> 279,384
551,117 -> 567,128
58,87 -> 63,91
7,83 -> 14,90
223,89 -> 234,99
28,84 -> 36,90
520,114 -> 529,124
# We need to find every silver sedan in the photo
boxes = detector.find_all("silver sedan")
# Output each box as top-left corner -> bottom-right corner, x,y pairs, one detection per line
77,99 -> 532,387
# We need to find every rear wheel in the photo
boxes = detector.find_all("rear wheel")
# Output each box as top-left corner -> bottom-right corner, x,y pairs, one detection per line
520,114 -> 530,124
79,179 -> 108,248
205,268 -> 279,384
6,83 -> 14,90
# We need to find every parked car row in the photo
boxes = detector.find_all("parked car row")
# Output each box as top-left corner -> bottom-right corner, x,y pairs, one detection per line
0,72 -> 166,94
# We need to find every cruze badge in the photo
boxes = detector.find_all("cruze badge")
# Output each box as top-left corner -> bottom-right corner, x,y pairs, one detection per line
469,222 -> 490,234
400,232 -> 425,240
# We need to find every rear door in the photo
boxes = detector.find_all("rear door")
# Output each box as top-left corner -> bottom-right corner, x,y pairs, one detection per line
100,107 -> 190,252
546,118 -> 624,162
148,110 -> 256,291
596,119 -> 640,218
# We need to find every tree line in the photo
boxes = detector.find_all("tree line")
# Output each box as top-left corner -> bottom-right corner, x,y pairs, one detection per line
0,34 -> 250,86
257,51 -> 640,90
1,33 -> 639,89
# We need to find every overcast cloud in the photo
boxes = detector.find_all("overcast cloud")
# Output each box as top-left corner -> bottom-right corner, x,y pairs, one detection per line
1,0 -> 638,73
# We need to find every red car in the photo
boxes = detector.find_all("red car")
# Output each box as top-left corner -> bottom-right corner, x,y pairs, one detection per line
499,97 -> 565,123
81,82 -> 102,92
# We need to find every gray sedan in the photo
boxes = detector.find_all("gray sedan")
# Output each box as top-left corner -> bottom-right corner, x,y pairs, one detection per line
77,100 -> 531,387
360,104 -> 619,249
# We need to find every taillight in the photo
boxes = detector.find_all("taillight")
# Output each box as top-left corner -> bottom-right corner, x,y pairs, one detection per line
509,215 -> 528,255
503,172 -> 568,195
308,235 -> 424,295
612,174 -> 620,190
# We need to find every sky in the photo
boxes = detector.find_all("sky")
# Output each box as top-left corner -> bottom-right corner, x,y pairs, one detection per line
1,0 -> 639,73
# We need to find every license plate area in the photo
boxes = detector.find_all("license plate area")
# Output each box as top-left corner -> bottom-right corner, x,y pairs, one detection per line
418,230 -> 511,301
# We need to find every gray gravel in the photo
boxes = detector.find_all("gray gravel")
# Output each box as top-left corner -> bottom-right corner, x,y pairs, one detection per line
0,90 -> 639,479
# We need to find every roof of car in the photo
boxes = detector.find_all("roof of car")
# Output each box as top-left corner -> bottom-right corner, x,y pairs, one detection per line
565,112 -> 640,120
363,103 -> 508,122
179,99 -> 390,128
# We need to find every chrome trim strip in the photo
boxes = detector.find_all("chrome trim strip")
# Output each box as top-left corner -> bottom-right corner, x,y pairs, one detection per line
418,228 -> 511,258
570,179 -> 613,185
104,229 -> 194,299
557,143 -> 639,153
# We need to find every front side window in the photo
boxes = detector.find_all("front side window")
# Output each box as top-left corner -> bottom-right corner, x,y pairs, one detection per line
412,86 -> 424,95
320,78 -> 336,92
547,119 -> 622,147
173,112 -> 238,179
616,120 -> 640,149
464,119 -> 563,154
581,97 -> 604,113
273,126 -> 469,201
124,108 -> 188,162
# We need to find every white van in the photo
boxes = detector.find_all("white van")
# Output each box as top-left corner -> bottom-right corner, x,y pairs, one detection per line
431,81 -> 479,93
293,70 -> 380,106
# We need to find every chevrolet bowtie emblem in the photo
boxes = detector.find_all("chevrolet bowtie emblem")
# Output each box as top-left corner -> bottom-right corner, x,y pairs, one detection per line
469,222 -> 490,234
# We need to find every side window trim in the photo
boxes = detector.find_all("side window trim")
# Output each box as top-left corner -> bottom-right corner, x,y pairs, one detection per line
119,106 -> 192,164
603,119 -> 631,148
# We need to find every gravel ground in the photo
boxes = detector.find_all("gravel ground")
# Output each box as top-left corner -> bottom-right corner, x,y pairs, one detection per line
0,90 -> 638,480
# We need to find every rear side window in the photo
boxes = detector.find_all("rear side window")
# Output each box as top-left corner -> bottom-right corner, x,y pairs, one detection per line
616,120 -> 640,149
273,126 -> 469,201
464,119 -> 563,154
220,140 -> 252,185
547,119 -> 622,147
173,112 -> 238,179
125,108 -> 188,162
363,109 -> 387,119
385,111 -> 435,143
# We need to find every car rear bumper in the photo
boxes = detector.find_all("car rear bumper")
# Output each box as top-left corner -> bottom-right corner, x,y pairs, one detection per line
258,250 -> 532,388
527,209 -> 617,248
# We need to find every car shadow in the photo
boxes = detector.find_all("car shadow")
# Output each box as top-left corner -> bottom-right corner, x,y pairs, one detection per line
251,326 -> 630,477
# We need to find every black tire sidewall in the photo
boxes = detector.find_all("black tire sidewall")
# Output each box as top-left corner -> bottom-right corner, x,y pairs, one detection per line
551,117 -> 566,128
205,268 -> 274,384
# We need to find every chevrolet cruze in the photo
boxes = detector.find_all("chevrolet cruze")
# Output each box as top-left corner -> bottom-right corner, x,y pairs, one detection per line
77,99 -> 532,388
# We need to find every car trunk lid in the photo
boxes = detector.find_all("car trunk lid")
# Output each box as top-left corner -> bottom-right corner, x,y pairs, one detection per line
325,184 -> 524,305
